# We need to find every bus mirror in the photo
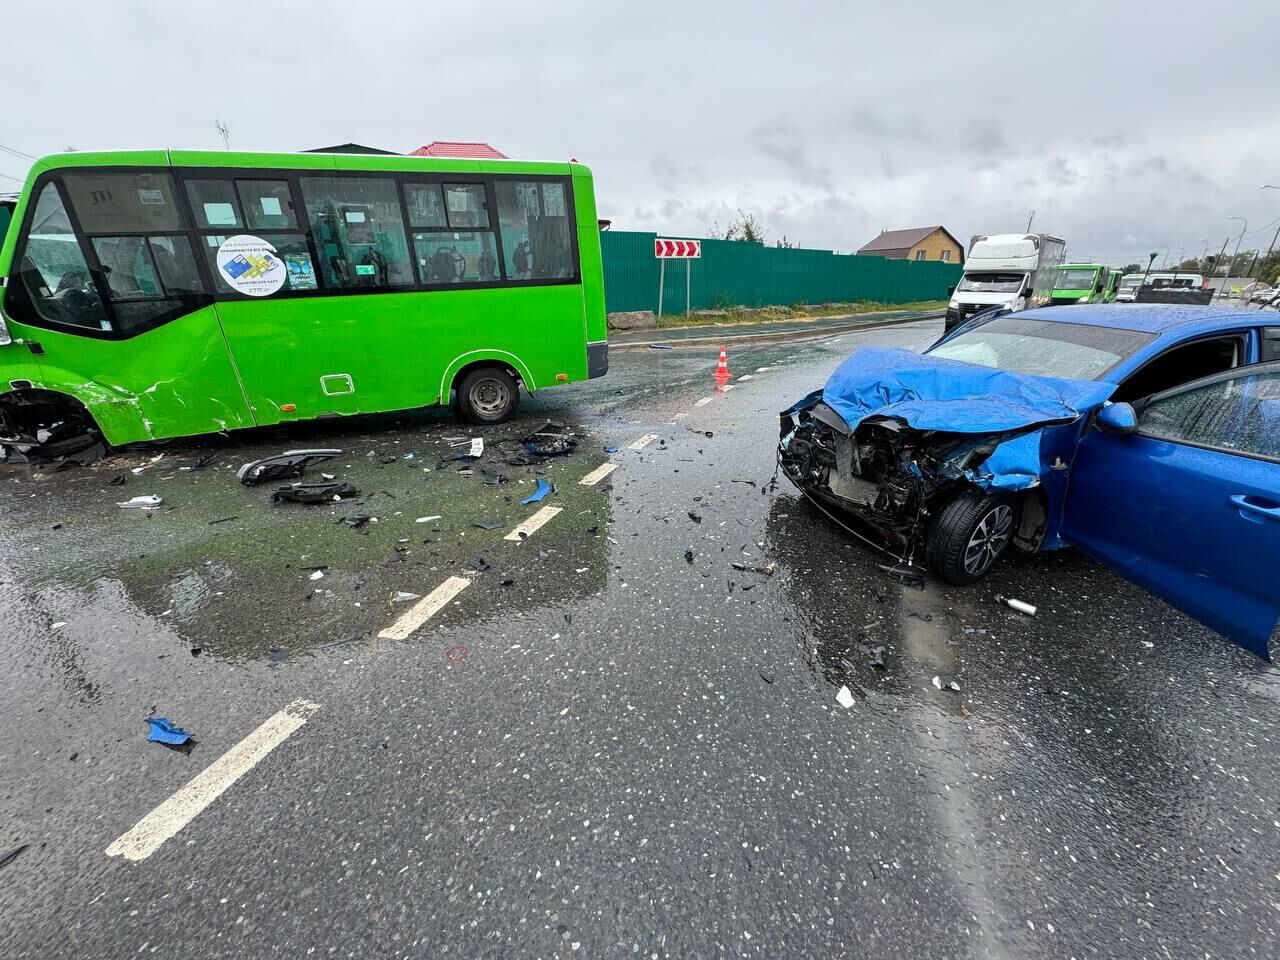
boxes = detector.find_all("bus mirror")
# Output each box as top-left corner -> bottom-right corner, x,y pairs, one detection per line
946,286 -> 955,297
0,313 -> 11,346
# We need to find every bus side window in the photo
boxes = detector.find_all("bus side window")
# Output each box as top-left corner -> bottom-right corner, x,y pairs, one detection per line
8,181 -> 109,330
495,180 -> 575,282
299,176 -> 413,290
404,182 -> 501,285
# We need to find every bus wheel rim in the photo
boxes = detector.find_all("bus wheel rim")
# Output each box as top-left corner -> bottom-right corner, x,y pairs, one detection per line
471,378 -> 510,417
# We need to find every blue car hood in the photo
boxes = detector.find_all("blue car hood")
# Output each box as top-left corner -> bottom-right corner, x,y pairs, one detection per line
821,347 -> 1116,435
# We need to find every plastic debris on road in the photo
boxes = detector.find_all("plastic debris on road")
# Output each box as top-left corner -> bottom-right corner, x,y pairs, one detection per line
604,446 -> 619,454
270,481 -> 358,504
309,570 -> 325,581
836,686 -> 855,709
468,438 -> 484,458
471,518 -> 504,530
521,478 -> 553,504
117,495 -> 163,510
391,591 -> 420,603
237,449 -> 341,485
932,676 -> 961,692
0,844 -> 29,871
415,515 -> 443,523
523,423 -> 578,457
146,717 -> 193,746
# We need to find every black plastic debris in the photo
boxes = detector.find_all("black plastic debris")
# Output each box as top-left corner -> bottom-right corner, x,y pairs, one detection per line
271,481 -> 359,504
523,422 -> 578,457
267,648 -> 289,664
730,561 -> 775,575
469,557 -> 491,572
109,474 -> 127,486
869,646 -> 887,670
471,518 -> 504,530
338,513 -> 371,529
0,844 -> 29,871
208,515 -> 238,525
688,511 -> 702,524
238,449 -> 341,485
192,453 -> 217,470
878,562 -> 925,589
684,548 -> 695,564
378,455 -> 398,464
190,647 -> 202,657
759,673 -> 774,684
481,468 -> 509,485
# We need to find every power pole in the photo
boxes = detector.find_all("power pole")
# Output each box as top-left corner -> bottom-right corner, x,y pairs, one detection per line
1026,209 -> 1035,232
1210,236 -> 1230,300
215,120 -> 231,150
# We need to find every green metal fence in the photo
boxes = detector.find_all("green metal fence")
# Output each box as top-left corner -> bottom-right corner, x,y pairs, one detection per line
600,231 -> 962,314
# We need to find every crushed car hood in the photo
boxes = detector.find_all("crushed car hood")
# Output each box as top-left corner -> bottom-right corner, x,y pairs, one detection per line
821,347 -> 1117,435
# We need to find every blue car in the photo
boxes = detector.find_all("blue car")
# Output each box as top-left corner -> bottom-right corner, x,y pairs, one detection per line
778,305 -> 1280,658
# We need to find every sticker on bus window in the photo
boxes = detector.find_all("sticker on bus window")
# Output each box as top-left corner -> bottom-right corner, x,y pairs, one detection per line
285,253 -> 317,290
260,197 -> 283,217
204,202 -> 237,226
138,189 -> 166,205
215,235 -> 287,296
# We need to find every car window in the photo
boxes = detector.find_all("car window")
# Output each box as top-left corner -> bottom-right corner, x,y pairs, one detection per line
928,316 -> 1153,379
1139,369 -> 1280,460
1112,335 -> 1243,403
1263,327 -> 1280,362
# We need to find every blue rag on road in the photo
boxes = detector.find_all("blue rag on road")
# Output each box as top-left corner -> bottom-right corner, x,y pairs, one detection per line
147,717 -> 193,745
521,478 -> 552,505
821,346 -> 1115,435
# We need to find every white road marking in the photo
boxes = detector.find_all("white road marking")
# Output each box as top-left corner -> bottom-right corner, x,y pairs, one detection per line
721,384 -> 736,392
671,412 -> 688,422
737,374 -> 753,381
755,367 -> 770,373
580,463 -> 618,486
505,506 -> 563,541
694,397 -> 714,408
105,698 -> 321,862
629,434 -> 660,449
378,576 -> 472,640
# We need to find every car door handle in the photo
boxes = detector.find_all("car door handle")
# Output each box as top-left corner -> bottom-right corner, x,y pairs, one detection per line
1230,494 -> 1280,520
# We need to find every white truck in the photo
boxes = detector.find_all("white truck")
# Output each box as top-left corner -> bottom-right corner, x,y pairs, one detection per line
944,233 -> 1067,331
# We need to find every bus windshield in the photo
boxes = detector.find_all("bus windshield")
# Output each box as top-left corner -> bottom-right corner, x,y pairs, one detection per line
0,151 -> 609,447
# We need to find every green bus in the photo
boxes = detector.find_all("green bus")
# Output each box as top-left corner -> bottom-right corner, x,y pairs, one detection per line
0,149 -> 607,455
1050,263 -> 1114,305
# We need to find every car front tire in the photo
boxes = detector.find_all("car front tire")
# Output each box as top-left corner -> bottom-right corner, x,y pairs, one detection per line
926,490 -> 1017,585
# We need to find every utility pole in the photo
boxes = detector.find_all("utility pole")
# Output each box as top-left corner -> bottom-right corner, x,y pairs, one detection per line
1026,209 -> 1036,232
1225,216 -> 1248,299
215,120 -> 231,150
1210,236 -> 1230,300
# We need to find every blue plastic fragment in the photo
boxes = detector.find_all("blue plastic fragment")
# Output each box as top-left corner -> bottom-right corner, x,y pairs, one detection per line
521,477 -> 552,505
604,446 -> 619,454
147,717 -> 193,746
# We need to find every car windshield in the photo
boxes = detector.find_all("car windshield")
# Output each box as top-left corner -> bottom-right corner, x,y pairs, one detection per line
956,272 -> 1024,293
928,316 -> 1154,380
1120,277 -> 1142,289
1055,268 -> 1098,289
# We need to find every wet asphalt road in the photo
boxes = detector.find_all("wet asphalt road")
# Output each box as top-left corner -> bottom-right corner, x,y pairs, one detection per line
2,318 -> 1278,959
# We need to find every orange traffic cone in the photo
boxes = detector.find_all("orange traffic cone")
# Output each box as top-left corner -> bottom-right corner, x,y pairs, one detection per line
714,345 -> 731,383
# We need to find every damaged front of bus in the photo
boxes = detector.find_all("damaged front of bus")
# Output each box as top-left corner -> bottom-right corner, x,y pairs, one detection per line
778,345 -> 1115,584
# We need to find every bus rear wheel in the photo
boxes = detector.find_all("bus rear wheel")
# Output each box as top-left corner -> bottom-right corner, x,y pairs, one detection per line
456,367 -> 518,425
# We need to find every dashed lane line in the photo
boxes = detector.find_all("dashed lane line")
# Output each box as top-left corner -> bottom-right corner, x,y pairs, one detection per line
693,397 -> 713,408
505,506 -> 563,542
580,462 -> 618,486
105,698 -> 321,862
378,575 -> 472,640
737,374 -> 753,381
629,433 -> 660,449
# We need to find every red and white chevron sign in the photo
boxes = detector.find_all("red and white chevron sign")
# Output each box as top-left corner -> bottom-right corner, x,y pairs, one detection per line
654,238 -> 701,259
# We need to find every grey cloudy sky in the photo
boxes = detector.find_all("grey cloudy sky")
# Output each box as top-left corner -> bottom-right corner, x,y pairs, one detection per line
8,1 -> 1279,266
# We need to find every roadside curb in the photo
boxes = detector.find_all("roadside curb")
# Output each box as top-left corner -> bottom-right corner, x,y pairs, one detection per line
609,311 -> 944,350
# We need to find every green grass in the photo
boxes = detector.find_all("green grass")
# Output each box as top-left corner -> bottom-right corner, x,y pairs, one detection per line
652,300 -> 947,329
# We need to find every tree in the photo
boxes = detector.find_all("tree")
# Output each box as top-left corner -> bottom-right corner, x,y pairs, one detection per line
1120,263 -> 1143,274
709,210 -> 766,244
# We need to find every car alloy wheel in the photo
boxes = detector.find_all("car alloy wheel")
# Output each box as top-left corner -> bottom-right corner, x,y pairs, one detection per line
963,504 -> 1013,577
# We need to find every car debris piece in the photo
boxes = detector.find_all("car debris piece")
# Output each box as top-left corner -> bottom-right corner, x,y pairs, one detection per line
521,477 -> 553,504
337,513 -> 371,529
391,591 -> 421,603
146,717 -> 193,746
931,676 -> 961,693
836,686 -> 855,709
270,481 -> 359,504
523,422 -> 578,457
869,646 -> 887,670
996,594 -> 1037,616
468,437 -> 484,458
604,446 -> 620,454
237,449 -> 341,485
415,515 -> 443,523
0,844 -> 30,871
109,474 -> 127,486
877,563 -> 926,588
309,570 -> 325,581
687,511 -> 702,524
470,557 -> 491,572
730,561 -> 775,575
471,518 -> 504,530
117,495 -> 163,510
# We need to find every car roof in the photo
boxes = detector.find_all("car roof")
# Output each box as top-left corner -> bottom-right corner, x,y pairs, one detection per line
1016,304 -> 1261,333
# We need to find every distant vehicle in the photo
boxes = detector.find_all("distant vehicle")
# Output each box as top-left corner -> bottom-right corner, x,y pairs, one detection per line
780,304 -> 1280,658
944,233 -> 1066,330
1248,284 -> 1274,303
1051,263 -> 1115,304
1115,273 -> 1145,303
0,149 -> 609,457
1150,273 -> 1205,290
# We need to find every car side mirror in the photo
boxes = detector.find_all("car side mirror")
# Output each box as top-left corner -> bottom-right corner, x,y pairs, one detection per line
1096,402 -> 1137,435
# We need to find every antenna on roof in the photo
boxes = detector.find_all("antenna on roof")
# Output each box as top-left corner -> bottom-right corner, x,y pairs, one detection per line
215,120 -> 231,150
1026,208 -> 1036,232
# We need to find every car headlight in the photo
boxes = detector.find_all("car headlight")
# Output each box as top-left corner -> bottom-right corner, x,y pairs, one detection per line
948,298 -> 958,308
1079,295 -> 1090,303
